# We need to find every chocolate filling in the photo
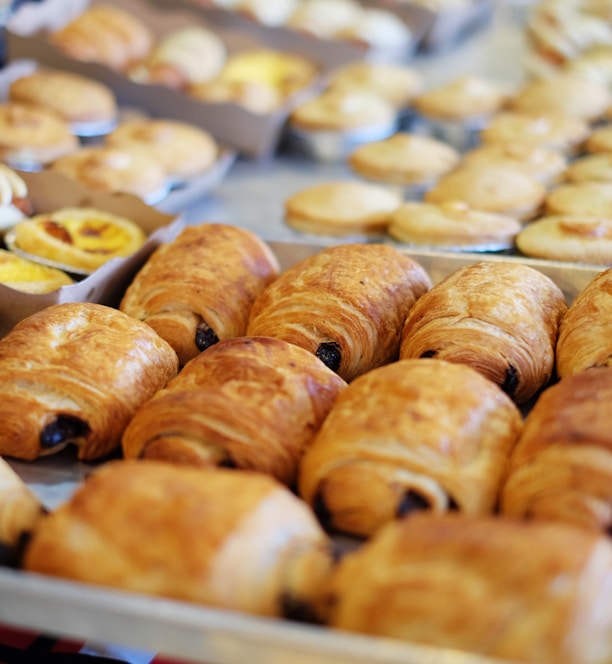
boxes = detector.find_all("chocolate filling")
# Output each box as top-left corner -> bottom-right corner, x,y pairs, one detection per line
396,489 -> 431,517
315,342 -> 342,372
40,415 -> 90,450
312,489 -> 334,531
502,364 -> 519,398
195,321 -> 219,352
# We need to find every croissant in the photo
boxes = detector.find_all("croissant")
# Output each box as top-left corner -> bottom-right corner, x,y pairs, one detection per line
120,224 -> 280,366
556,267 -> 612,378
298,358 -> 522,538
0,456 -> 46,567
24,459 -> 335,621
399,261 -> 568,403
122,336 -> 347,486
500,366 -> 612,533
246,244 -> 432,382
323,513 -> 612,664
0,302 -> 178,460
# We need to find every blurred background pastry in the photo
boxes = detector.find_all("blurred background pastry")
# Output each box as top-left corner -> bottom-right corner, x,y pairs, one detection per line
0,164 -> 32,233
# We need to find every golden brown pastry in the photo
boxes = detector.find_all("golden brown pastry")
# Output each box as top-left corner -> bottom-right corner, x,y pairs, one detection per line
120,224 -> 280,366
298,359 -> 522,538
399,261 -> 568,404
24,459 -> 334,620
0,248 -> 73,293
323,513 -> 612,664
0,456 -> 46,567
0,303 -> 178,461
501,367 -> 612,533
556,268 -> 612,378
122,336 -> 346,486
246,244 -> 432,382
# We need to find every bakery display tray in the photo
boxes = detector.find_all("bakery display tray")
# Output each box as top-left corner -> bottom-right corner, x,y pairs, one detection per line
0,240 -> 603,664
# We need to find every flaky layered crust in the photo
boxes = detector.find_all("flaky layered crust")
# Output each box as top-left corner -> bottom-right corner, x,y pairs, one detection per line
501,367 -> 612,532
122,336 -> 347,486
246,244 -> 431,382
298,359 -> 522,537
24,460 -> 334,619
324,513 -> 612,664
556,268 -> 612,377
399,261 -> 568,403
0,303 -> 178,460
120,224 -> 280,366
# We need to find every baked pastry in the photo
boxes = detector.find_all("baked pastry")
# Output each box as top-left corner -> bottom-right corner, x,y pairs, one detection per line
336,8 -> 413,54
283,180 -> 402,237
584,123 -> 612,153
564,45 -> 612,88
424,164 -> 547,222
188,78 -> 283,114
50,145 -> 168,204
545,181 -> 612,217
561,153 -> 612,185
120,224 -> 280,366
233,0 -> 299,25
556,268 -> 612,378
105,119 -> 218,181
0,102 -> 78,170
23,459 -> 334,620
298,358 -> 522,538
122,336 -> 347,486
246,243 -> 432,382
501,367 -> 612,533
8,69 -> 118,136
50,5 -> 154,72
286,0 -> 362,39
0,302 -> 178,461
127,26 -> 227,90
388,201 -> 522,251
0,456 -> 46,567
0,248 -> 73,293
516,215 -> 612,265
323,513 -> 612,664
399,261 -> 568,404
0,164 -> 32,232
9,207 -> 147,274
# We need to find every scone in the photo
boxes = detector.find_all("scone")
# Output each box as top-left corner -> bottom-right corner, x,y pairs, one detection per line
561,153 -> 612,185
298,358 -> 522,538
0,248 -> 73,293
545,182 -> 612,217
399,261 -> 568,404
388,201 -> 522,251
0,164 -> 32,232
0,302 -> 178,460
283,180 -> 402,237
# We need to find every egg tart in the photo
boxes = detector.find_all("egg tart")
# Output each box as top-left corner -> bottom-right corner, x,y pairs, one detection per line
0,248 -> 73,293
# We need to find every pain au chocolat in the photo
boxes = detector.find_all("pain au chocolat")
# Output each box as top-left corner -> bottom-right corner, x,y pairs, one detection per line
399,261 -> 568,404
246,243 -> 432,382
0,303 -> 178,461
298,358 -> 522,538
122,336 -> 347,487
120,224 -> 280,366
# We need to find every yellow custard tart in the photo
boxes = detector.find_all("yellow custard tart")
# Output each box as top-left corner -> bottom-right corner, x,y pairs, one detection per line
0,248 -> 73,293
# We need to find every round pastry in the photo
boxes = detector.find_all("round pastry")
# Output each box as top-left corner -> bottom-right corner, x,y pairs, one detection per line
516,215 -> 612,265
234,0 -> 300,25
424,164 -> 547,222
50,145 -> 168,204
561,153 -> 612,185
50,5 -> 154,72
347,133 -> 460,190
336,8 -> 413,54
564,45 -> 612,88
545,181 -> 612,217
0,102 -> 78,170
9,207 -> 147,274
0,248 -> 73,293
284,180 -> 402,237
0,164 -> 32,232
388,201 -> 522,251
584,123 -> 612,153
8,69 -> 118,136
188,78 -> 283,114
286,0 -> 363,39
105,119 -> 218,181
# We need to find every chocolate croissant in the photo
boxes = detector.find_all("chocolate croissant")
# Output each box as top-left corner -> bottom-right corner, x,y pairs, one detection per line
24,459 -> 335,621
246,244 -> 432,382
399,261 -> 568,404
0,302 -> 178,460
501,366 -> 612,533
298,358 -> 522,538
556,268 -> 612,379
324,513 -> 612,664
120,224 -> 280,366
122,336 -> 347,486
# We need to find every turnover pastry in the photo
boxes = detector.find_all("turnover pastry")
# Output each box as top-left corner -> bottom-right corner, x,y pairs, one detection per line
0,249 -> 73,293
399,261 -> 568,404
9,207 -> 147,274
0,302 -> 178,461
246,244 -> 432,382
298,359 -> 522,538
501,367 -> 612,534
323,513 -> 612,664
122,336 -> 346,486
24,459 -> 335,620
556,268 -> 612,378
120,224 -> 280,366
